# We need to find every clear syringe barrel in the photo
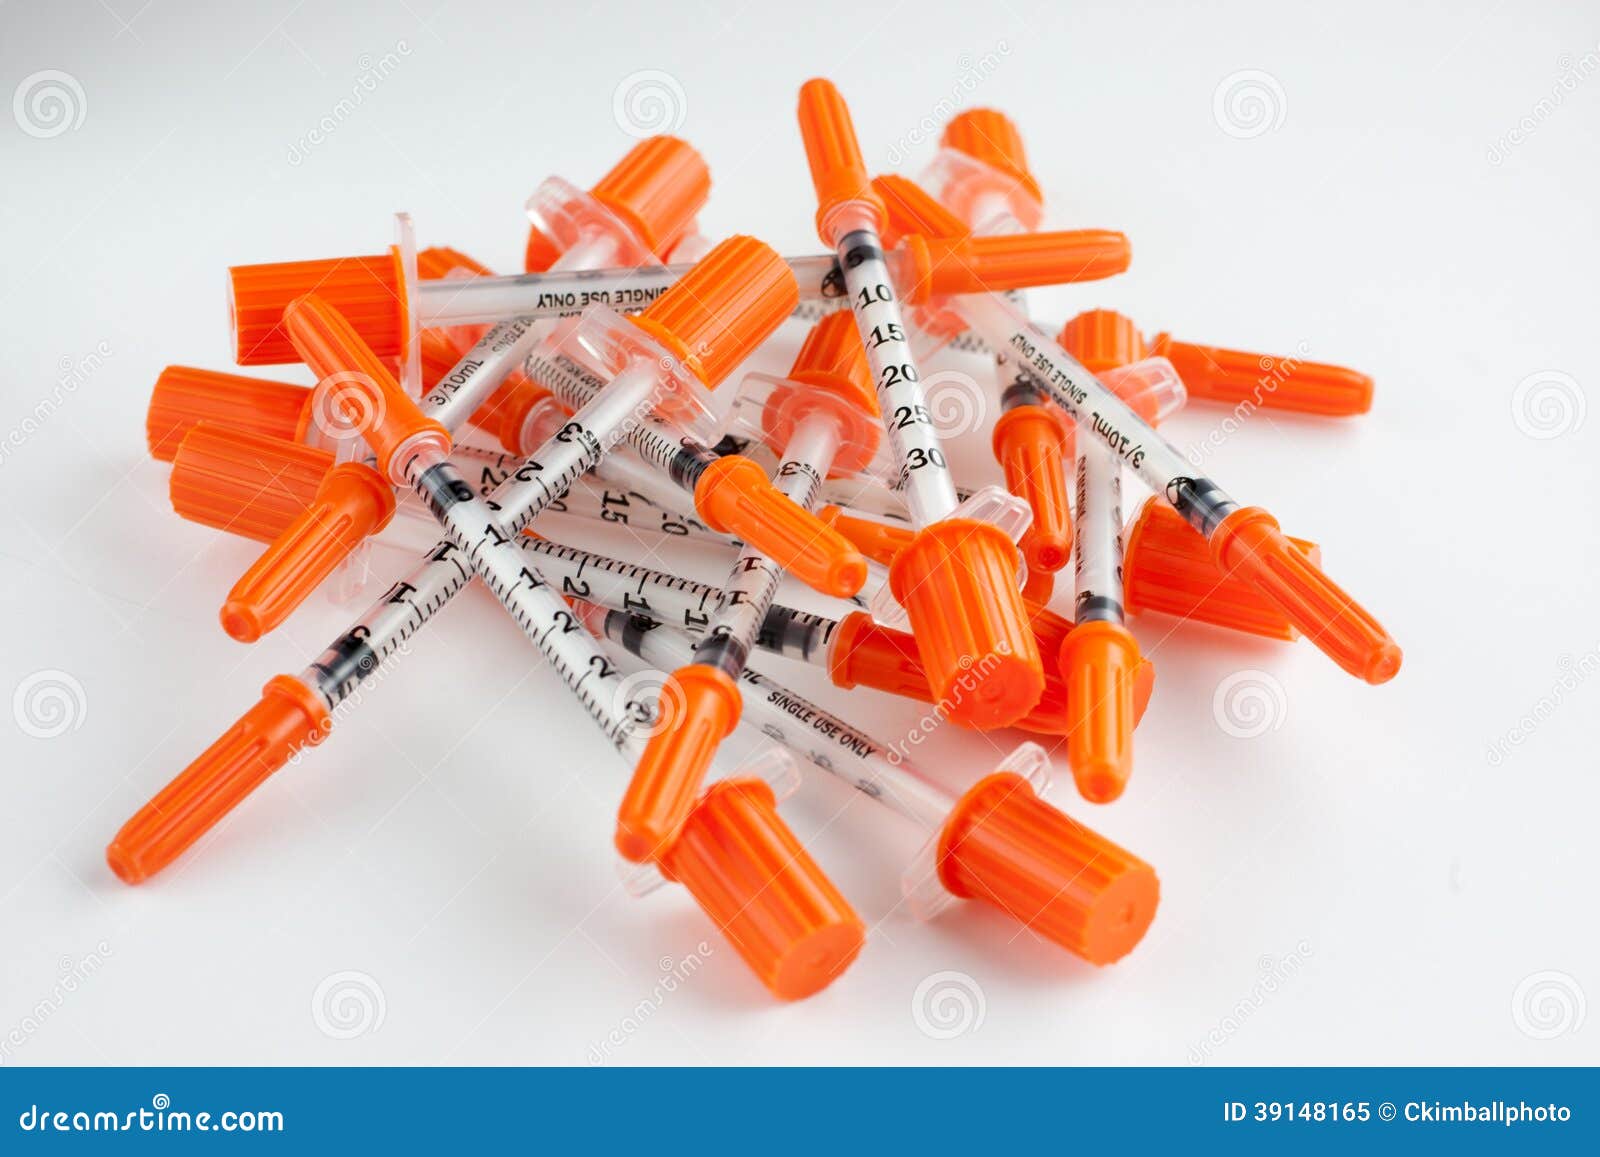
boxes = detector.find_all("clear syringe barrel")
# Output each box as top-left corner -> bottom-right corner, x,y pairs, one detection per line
591,607 -> 954,831
408,250 -> 907,330
1073,438 -> 1126,626
829,212 -> 959,528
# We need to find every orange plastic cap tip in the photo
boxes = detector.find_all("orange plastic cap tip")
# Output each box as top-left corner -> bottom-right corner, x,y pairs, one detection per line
631,236 -> 799,389
170,425 -> 332,543
992,404 -> 1074,573
937,772 -> 1159,964
658,777 -> 864,999
220,463 -> 396,642
888,520 -> 1044,729
694,457 -> 866,597
616,665 -> 742,863
797,79 -> 885,239
591,136 -> 712,257
106,676 -> 330,885
1060,310 -> 1146,374
816,505 -> 913,568
1058,621 -> 1141,803
787,311 -> 876,413
1211,507 -> 1401,684
1148,334 -> 1374,417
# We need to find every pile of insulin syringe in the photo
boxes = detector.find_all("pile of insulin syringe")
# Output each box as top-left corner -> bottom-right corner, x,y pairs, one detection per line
108,81 -> 1400,1001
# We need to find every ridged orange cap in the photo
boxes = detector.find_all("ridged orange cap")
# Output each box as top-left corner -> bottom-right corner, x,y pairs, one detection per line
220,462 -> 397,642
1123,497 -> 1317,641
816,505 -> 914,567
1147,333 -> 1374,416
170,425 -> 331,543
629,236 -> 799,390
826,610 -> 1073,737
526,138 -> 710,268
936,772 -> 1159,964
284,293 -> 450,482
1058,620 -> 1142,803
788,311 -> 874,411
147,367 -> 310,461
939,108 -> 1044,217
874,175 -> 1130,291
888,520 -> 1044,729
1061,310 -> 1146,373
591,136 -> 711,257
992,404 -> 1074,573
1211,507 -> 1401,684
106,675 -> 330,884
616,665 -> 742,863
657,778 -> 864,1000
797,79 -> 886,240
229,250 -> 405,364
926,231 -> 1132,294
760,314 -> 880,476
693,456 -> 866,598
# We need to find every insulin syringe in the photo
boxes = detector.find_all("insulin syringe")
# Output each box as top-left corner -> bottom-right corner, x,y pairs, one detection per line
586,604 -> 1159,966
110,519 -> 864,1004
609,312 -> 884,860
874,181 -> 1402,684
796,78 -> 1046,733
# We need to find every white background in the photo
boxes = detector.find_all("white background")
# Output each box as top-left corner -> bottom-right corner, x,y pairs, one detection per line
2,0 -> 1597,1066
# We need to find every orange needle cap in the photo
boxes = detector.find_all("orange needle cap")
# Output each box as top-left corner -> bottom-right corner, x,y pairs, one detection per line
936,772 -> 1159,964
658,778 -> 865,1000
887,520 -> 1044,729
693,456 -> 866,598
106,676 -> 330,884
1211,507 -> 1402,684
220,462 -> 396,642
1058,620 -> 1142,803
616,665 -> 741,863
